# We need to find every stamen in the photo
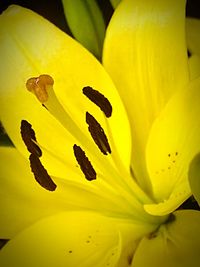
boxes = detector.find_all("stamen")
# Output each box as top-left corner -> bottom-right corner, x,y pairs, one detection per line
29,153 -> 57,191
73,144 -> 96,181
83,86 -> 112,117
26,74 -> 54,103
86,112 -> 111,155
20,120 -> 42,157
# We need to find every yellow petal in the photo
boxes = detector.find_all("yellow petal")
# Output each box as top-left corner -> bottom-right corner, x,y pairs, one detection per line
0,5 -> 156,215
188,153 -> 200,206
0,211 -> 121,267
145,76 -> 200,215
186,18 -> 200,56
0,146 -> 63,238
116,219 -> 158,267
103,0 -> 189,193
0,5 -> 131,180
132,210 -> 200,267
186,18 -> 200,79
0,210 -> 160,267
188,54 -> 200,80
0,146 -> 140,238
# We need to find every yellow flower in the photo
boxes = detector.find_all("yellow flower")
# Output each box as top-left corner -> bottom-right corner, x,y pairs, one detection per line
0,1 -> 200,266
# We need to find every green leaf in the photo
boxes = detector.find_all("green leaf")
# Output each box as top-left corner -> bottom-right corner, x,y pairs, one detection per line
62,0 -> 105,60
109,0 -> 121,9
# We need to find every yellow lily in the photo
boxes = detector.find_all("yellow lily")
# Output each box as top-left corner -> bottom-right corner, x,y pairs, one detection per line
0,1 -> 200,266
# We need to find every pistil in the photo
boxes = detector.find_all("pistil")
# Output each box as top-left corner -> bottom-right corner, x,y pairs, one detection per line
26,74 -> 54,103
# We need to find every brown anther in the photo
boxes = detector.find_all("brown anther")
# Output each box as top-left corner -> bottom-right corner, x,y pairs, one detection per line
83,86 -> 112,118
26,74 -> 54,103
73,144 -> 96,181
86,112 -> 111,155
21,120 -> 42,157
29,153 -> 57,191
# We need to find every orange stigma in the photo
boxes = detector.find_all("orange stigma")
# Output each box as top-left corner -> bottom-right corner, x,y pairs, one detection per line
26,74 -> 54,103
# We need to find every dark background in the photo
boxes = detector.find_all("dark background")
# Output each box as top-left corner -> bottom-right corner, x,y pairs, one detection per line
0,0 -> 200,36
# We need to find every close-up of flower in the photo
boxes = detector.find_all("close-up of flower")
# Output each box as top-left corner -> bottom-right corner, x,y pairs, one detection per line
0,0 -> 200,266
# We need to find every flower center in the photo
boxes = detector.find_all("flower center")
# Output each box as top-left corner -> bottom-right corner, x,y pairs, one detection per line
148,213 -> 176,239
25,73 -> 116,179
23,74 -> 116,189
21,74 -> 166,226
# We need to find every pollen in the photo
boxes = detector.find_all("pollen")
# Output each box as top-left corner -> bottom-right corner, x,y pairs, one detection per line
26,74 -> 54,103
